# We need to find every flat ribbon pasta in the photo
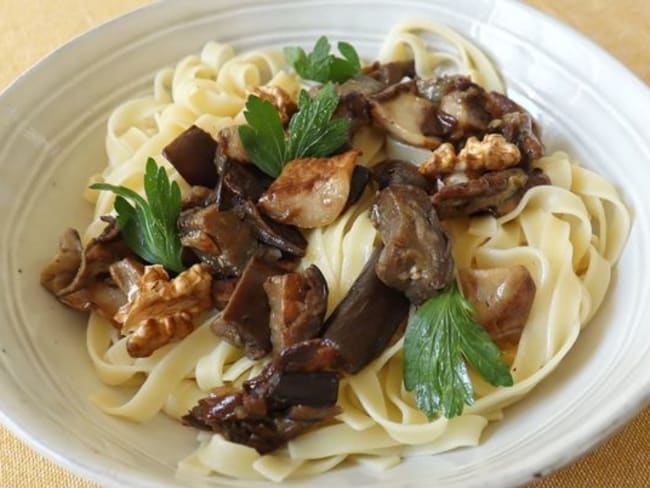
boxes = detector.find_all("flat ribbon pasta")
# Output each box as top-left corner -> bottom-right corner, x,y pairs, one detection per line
83,24 -> 630,482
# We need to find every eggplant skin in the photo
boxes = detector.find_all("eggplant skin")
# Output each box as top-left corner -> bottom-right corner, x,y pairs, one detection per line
322,247 -> 410,373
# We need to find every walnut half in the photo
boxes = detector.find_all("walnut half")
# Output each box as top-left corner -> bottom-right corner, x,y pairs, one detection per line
115,263 -> 213,357
420,133 -> 521,180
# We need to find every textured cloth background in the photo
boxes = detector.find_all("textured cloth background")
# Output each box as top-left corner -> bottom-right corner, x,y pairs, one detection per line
1,0 -> 648,486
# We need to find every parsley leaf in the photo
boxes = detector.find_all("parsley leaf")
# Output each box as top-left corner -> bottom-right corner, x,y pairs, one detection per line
284,36 -> 361,83
286,83 -> 350,160
238,82 -> 350,178
238,95 -> 286,178
90,158 -> 185,273
403,281 -> 513,419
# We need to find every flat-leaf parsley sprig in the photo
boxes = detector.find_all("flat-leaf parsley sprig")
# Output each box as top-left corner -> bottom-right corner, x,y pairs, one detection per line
90,158 -> 185,273
238,82 -> 350,178
284,36 -> 361,83
403,281 -> 514,419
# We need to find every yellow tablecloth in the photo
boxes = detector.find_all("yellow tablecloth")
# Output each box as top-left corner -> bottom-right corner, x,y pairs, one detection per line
1,1 -> 648,486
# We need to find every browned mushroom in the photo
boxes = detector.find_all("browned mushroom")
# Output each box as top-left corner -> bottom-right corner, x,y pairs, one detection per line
181,185 -> 214,210
214,158 -> 272,210
162,125 -> 219,187
322,247 -> 410,373
264,265 -> 328,354
369,82 -> 443,149
371,185 -> 454,305
115,263 -> 213,357
258,149 -> 360,228
40,228 -> 132,323
458,265 -> 536,347
177,204 -> 258,277
234,200 -> 307,257
333,75 -> 387,134
343,165 -> 372,211
211,277 -> 239,310
432,167 -> 550,219
365,59 -> 416,85
438,83 -> 491,135
109,257 -> 144,300
183,338 -> 342,454
372,159 -> 431,192
209,256 -> 284,359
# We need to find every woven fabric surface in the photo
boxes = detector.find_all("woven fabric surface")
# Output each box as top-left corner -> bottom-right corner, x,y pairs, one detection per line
1,0 -> 648,487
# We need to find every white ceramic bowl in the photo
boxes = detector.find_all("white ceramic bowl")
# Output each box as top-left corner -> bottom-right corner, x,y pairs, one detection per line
1,1 -> 649,487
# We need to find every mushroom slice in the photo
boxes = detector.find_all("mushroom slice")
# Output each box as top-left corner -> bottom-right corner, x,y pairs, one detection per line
109,257 -> 144,300
115,263 -> 213,358
212,277 -> 239,310
258,150 -> 360,229
234,200 -> 307,257
40,228 -> 132,323
322,248 -> 410,373
333,75 -> 387,134
264,265 -> 328,354
438,85 -> 491,134
214,158 -> 272,210
178,204 -> 258,277
432,168 -> 550,219
163,125 -> 219,187
371,185 -> 454,305
183,339 -> 342,454
458,265 -> 536,347
210,257 -> 284,359
343,165 -> 372,211
372,159 -> 431,192
365,59 -> 416,85
369,83 -> 442,149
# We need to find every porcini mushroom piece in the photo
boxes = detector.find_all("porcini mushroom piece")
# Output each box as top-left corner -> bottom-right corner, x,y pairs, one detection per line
258,150 -> 360,229
210,257 -> 284,359
369,83 -> 442,149
177,204 -> 258,277
264,265 -> 328,354
40,228 -> 132,323
162,125 -> 218,187
371,185 -> 454,305
458,265 -> 536,347
322,248 -> 410,373
432,168 -> 549,219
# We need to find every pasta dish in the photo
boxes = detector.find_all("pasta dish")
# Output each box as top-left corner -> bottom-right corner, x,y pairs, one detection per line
39,20 -> 630,482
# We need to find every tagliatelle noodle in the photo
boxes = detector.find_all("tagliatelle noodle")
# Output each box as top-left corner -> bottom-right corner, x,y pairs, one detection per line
84,20 -> 630,482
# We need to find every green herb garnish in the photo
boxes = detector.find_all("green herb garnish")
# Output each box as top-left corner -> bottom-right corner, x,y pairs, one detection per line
403,281 -> 513,419
238,82 -> 350,178
90,158 -> 185,273
284,36 -> 361,83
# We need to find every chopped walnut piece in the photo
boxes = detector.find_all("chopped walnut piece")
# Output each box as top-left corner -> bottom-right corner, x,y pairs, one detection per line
419,143 -> 457,179
420,134 -> 521,180
115,263 -> 213,357
250,86 -> 298,125
459,134 -> 521,172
